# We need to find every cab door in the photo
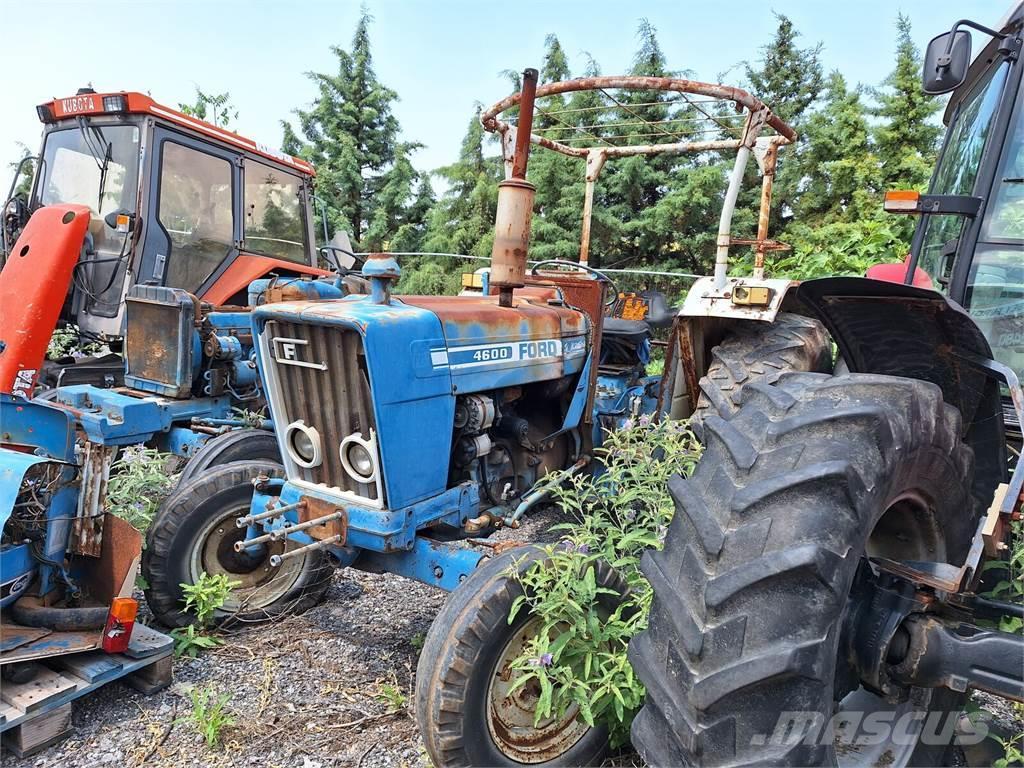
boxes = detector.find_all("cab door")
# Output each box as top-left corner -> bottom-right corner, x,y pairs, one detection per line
138,127 -> 241,294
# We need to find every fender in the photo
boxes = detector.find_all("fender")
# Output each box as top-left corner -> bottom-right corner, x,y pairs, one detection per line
797,277 -> 1007,501
0,205 -> 91,396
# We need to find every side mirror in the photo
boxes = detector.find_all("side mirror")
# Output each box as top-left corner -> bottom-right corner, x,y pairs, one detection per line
922,30 -> 972,95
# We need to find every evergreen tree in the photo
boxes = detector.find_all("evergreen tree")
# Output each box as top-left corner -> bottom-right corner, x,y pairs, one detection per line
282,11 -> 401,247
364,142 -> 426,250
743,14 -> 824,126
872,14 -> 942,191
421,108 -> 502,258
530,35 -> 587,262
790,72 -> 880,224
741,14 -> 825,238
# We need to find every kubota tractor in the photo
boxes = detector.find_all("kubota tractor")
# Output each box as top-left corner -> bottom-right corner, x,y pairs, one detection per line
0,88 -> 338,392
630,5 -> 1024,767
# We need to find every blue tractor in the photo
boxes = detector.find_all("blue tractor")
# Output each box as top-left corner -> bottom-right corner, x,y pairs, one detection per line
141,70 -> 842,765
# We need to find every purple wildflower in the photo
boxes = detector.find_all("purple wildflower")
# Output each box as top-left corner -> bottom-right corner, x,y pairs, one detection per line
621,418 -> 634,430
577,543 -> 589,555
540,653 -> 553,667
638,414 -> 652,428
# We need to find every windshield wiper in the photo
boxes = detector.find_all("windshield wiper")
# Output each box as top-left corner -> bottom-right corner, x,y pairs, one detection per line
76,117 -> 111,212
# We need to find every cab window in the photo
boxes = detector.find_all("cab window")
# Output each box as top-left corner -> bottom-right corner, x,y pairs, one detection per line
158,142 -> 234,292
969,77 -> 1024,383
243,161 -> 306,263
916,61 -> 1010,289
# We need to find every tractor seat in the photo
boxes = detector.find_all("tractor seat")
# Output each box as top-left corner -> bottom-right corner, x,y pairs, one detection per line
603,317 -> 650,343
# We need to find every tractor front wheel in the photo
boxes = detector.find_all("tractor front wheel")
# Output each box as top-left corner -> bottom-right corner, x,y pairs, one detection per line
416,548 -> 624,768
143,460 -> 331,628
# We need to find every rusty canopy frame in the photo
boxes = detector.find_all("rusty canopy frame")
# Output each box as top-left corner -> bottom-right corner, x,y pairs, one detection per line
481,76 -> 797,287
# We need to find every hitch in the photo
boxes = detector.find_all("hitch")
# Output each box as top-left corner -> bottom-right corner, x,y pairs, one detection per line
889,615 -> 1024,702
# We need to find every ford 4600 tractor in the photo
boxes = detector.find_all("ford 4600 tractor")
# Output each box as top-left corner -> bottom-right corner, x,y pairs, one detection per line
144,70 -> 837,765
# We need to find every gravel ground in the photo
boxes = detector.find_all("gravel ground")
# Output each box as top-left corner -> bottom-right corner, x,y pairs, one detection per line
2,507 -> 1020,767
0,511 -> 569,768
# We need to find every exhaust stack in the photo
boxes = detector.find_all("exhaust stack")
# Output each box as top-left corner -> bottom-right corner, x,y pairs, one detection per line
490,68 -> 538,308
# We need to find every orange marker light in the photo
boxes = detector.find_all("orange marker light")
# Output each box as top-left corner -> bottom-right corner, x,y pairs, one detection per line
884,190 -> 921,214
101,597 -> 139,653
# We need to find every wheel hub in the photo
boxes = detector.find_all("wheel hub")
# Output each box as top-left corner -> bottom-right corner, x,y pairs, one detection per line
190,505 -> 306,614
486,617 -> 591,763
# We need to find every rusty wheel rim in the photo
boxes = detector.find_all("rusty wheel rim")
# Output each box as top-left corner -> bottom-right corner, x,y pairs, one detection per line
486,616 -> 591,763
190,503 -> 306,614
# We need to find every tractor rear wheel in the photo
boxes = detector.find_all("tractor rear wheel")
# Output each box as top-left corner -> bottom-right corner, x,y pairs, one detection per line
416,548 -> 626,768
629,373 -> 979,767
178,428 -> 281,486
143,460 -> 331,628
692,312 -> 831,427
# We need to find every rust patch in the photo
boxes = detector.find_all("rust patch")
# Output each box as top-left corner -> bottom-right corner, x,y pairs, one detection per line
299,496 -> 348,544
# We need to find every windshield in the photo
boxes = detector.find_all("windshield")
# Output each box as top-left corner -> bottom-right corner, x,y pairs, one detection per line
35,123 -> 141,317
915,61 -> 1010,288
969,75 -> 1024,384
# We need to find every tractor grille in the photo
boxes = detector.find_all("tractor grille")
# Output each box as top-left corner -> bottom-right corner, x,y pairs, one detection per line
264,319 -> 380,502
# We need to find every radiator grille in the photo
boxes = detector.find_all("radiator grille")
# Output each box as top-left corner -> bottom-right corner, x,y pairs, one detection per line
264,320 -> 380,502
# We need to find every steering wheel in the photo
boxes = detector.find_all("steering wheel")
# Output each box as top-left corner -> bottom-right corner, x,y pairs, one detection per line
319,245 -> 366,274
529,259 -> 619,307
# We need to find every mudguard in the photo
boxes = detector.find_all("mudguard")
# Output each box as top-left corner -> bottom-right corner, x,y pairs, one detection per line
797,277 -> 1007,500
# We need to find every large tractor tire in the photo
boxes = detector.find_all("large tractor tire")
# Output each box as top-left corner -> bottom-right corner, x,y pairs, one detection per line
692,312 -> 831,426
178,428 -> 281,486
630,373 -> 979,767
417,548 -> 627,768
143,460 -> 331,628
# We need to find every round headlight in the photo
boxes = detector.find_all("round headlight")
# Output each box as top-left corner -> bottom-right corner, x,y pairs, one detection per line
290,429 -> 316,463
285,421 -> 321,468
346,442 -> 374,477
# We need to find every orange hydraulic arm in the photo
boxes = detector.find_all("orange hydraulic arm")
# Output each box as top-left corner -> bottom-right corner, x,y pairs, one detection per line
0,205 -> 91,397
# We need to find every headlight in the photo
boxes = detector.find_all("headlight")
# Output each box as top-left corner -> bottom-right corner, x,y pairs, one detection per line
285,421 -> 321,468
346,443 -> 374,476
339,433 -> 377,483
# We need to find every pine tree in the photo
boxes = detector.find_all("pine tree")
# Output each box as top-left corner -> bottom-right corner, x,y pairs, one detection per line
281,11 -> 401,247
364,143 -> 426,251
872,14 -> 942,191
741,14 -> 825,239
743,14 -> 824,126
529,35 -> 587,262
421,109 -> 502,258
790,72 -> 880,224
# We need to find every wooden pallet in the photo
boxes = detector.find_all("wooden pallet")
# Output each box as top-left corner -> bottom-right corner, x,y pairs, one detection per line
0,623 -> 173,758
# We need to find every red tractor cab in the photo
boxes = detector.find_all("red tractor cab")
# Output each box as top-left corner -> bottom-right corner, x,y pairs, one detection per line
1,88 -> 332,387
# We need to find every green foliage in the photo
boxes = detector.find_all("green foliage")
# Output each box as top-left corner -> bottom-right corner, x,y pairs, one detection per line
105,446 -> 174,531
982,519 -> 1023,766
170,572 -> 238,657
179,686 -> 236,747
46,324 -> 103,360
377,682 -> 408,713
182,572 -> 240,626
171,623 -> 222,658
770,218 -> 908,280
178,88 -> 238,129
508,418 -> 701,745
421,109 -> 501,258
410,632 -> 426,651
282,11 -> 423,249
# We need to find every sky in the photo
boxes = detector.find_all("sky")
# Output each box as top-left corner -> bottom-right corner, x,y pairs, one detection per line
0,0 -> 1011,184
